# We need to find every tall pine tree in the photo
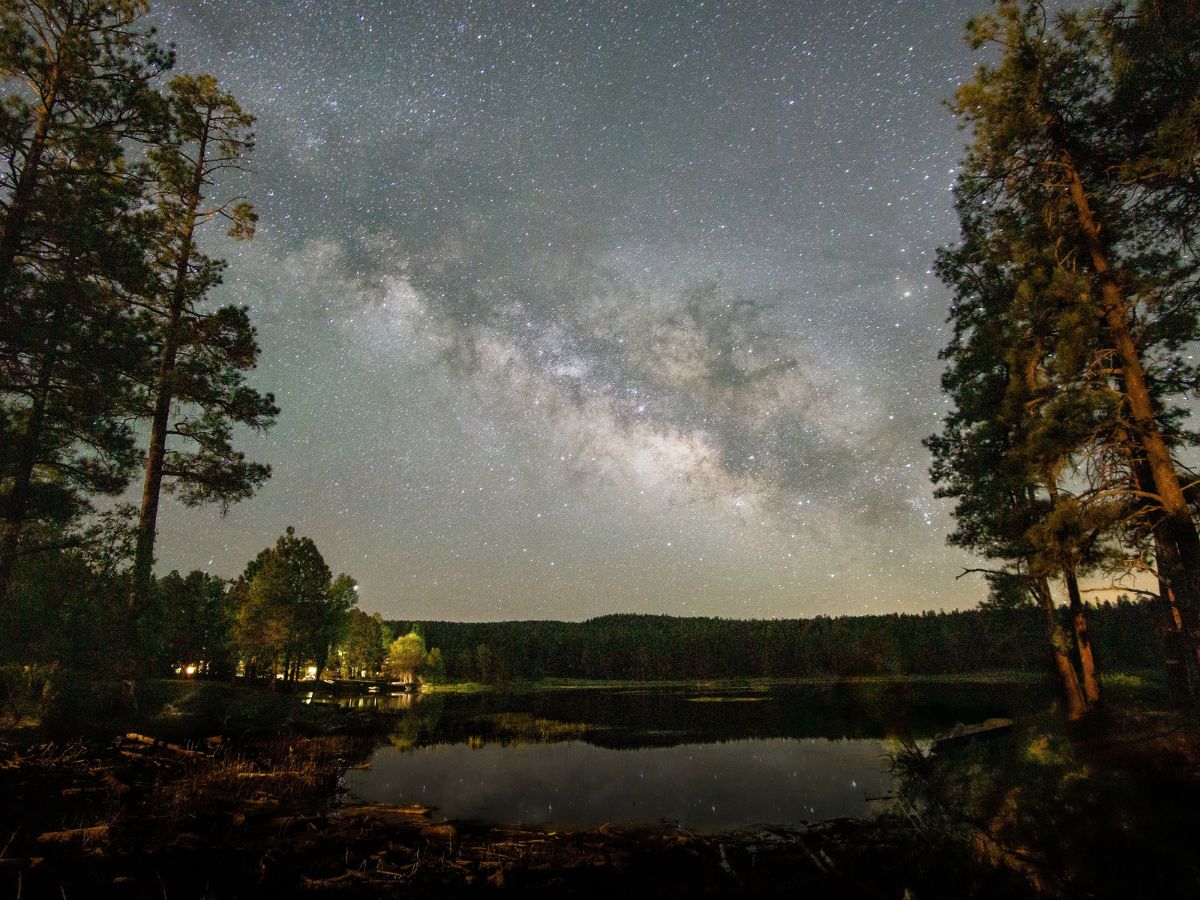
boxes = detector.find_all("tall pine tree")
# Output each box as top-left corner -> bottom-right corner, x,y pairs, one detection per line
0,0 -> 170,605
929,199 -> 1096,718
935,0 -> 1200,698
130,74 -> 276,615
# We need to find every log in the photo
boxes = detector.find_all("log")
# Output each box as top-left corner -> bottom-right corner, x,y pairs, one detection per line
164,742 -> 205,758
932,718 -> 1014,751
332,803 -> 434,819
0,857 -> 44,869
36,824 -> 109,846
122,733 -> 205,757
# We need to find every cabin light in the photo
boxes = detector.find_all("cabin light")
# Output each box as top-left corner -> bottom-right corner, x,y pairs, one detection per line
306,665 -> 318,678
184,664 -> 197,676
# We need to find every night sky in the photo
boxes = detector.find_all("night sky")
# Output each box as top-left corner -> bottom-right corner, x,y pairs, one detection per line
147,0 -> 990,621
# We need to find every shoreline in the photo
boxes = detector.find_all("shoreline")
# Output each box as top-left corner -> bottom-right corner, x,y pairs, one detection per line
1,676 -> 1195,898
0,726 -> 913,898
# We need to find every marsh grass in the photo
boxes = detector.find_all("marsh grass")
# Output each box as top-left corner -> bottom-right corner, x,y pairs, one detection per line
468,712 -> 590,746
143,734 -> 363,823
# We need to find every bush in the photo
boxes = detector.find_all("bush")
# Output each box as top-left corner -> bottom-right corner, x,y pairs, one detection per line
0,664 -> 54,726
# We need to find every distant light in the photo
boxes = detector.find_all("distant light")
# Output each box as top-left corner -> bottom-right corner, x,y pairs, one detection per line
184,664 -> 197,676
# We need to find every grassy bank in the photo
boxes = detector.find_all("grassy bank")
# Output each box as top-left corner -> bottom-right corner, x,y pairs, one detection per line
423,669 -> 1158,694
0,669 -> 370,740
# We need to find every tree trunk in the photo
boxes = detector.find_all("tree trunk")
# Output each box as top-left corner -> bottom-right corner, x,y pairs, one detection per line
1033,577 -> 1088,720
0,345 -> 58,604
1152,518 -> 1200,702
1019,330 -> 1102,708
0,60 -> 61,290
1064,569 -> 1102,705
1062,154 -> 1200,653
1112,392 -> 1199,701
1157,567 -> 1193,706
130,297 -> 184,608
130,121 -> 209,615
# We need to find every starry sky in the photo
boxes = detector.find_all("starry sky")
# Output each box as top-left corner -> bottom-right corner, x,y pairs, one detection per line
146,0 -> 991,622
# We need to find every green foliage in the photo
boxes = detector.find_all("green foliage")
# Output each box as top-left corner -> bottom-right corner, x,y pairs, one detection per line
131,71 -> 276,613
424,646 -> 446,683
1,547 -> 128,670
0,4 -> 280,697
928,0 -> 1200,705
475,643 -> 494,681
981,573 -> 1036,611
384,630 -> 427,680
399,604 -> 1167,684
150,570 -> 237,677
0,0 -> 173,597
335,608 -> 388,678
232,527 -> 355,680
140,75 -> 275,510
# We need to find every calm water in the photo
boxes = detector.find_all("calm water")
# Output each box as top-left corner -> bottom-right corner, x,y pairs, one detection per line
348,737 -> 892,829
336,682 -> 1034,831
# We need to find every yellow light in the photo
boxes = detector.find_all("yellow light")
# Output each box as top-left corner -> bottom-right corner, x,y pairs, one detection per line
184,664 -> 197,676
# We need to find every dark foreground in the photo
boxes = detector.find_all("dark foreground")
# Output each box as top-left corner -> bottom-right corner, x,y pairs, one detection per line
1,683 -> 1198,899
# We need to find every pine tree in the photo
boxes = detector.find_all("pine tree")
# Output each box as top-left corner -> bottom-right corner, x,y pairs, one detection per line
130,74 -> 276,615
0,0 -> 170,287
232,528 -> 353,681
936,0 -> 1200,698
0,0 -> 170,605
928,208 -> 1093,718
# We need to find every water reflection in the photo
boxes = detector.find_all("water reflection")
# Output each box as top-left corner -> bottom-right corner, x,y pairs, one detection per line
347,737 -> 893,831
329,691 -> 420,711
333,682 -> 1035,830
323,681 -> 1030,746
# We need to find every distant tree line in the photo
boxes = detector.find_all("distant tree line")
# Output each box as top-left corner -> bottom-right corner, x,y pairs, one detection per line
0,529 -> 1165,689
397,604 -> 1165,684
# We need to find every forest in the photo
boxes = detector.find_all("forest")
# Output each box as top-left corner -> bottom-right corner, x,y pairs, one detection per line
403,602 -> 1168,683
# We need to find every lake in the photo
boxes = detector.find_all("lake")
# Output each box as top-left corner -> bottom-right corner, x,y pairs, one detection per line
334,681 -> 1035,832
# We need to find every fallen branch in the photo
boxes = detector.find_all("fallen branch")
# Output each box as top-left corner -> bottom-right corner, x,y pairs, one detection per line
36,824 -> 109,847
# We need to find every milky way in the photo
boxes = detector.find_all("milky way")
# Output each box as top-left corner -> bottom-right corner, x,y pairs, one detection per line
146,0 -> 989,621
